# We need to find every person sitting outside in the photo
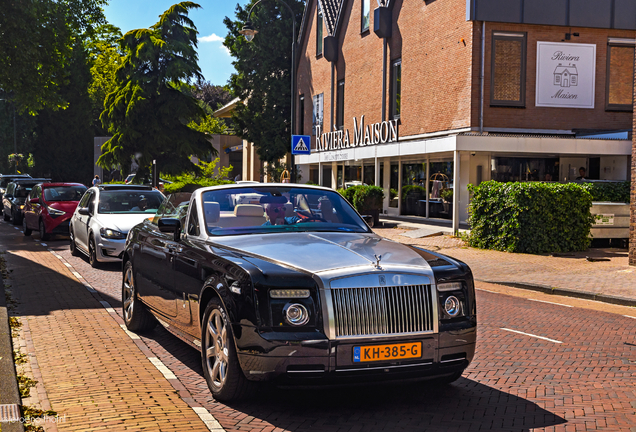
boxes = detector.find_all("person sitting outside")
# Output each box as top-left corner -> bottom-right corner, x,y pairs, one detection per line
576,167 -> 586,180
131,196 -> 149,212
261,195 -> 300,225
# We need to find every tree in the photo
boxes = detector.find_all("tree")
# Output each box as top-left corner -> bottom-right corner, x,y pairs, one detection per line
223,0 -> 304,164
99,2 -> 216,181
192,80 -> 233,110
0,0 -> 106,114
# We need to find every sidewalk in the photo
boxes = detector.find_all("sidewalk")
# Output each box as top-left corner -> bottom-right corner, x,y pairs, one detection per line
377,218 -> 636,306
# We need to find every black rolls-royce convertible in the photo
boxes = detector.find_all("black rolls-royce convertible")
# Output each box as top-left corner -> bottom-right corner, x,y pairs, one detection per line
122,184 -> 476,401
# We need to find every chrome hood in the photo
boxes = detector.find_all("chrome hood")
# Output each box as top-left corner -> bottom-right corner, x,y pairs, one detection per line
210,232 -> 431,274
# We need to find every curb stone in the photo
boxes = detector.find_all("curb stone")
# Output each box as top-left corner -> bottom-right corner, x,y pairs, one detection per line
480,279 -> 636,307
0,270 -> 25,432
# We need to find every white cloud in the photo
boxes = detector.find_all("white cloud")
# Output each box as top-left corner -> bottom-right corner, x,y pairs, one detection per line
200,33 -> 223,43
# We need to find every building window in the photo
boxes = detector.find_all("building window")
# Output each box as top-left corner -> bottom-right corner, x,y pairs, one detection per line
391,59 -> 401,120
606,39 -> 635,111
361,0 -> 370,32
299,94 -> 304,135
490,32 -> 526,107
312,93 -> 323,135
336,80 -> 345,130
316,4 -> 323,56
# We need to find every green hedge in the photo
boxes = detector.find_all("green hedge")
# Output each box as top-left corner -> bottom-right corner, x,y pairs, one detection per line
579,181 -> 630,203
467,181 -> 595,253
337,185 -> 384,212
164,178 -> 232,194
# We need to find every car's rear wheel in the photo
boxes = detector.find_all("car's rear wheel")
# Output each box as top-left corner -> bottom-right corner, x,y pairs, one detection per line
88,235 -> 99,268
122,261 -> 156,332
39,220 -> 49,241
69,227 -> 80,256
201,299 -> 255,402
23,218 -> 31,236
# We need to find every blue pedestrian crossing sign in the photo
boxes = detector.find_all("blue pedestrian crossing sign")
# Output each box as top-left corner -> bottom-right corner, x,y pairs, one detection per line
291,135 -> 311,155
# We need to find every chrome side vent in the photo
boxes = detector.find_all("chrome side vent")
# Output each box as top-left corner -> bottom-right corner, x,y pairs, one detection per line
331,284 -> 434,337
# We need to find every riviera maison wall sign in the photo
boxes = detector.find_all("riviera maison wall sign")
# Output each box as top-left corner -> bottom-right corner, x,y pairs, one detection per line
315,116 -> 399,151
536,41 -> 596,109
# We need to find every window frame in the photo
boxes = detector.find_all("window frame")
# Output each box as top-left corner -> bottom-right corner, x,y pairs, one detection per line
361,0 -> 370,33
336,80 -> 345,130
490,31 -> 527,108
390,59 -> 402,120
312,93 -> 324,136
316,3 -> 323,57
605,38 -> 635,112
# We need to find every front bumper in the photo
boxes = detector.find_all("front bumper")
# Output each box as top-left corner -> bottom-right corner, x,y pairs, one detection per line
235,320 -> 476,384
96,237 -> 126,262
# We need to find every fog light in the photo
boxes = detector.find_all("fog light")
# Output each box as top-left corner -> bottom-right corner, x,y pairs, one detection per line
444,296 -> 461,317
284,303 -> 310,326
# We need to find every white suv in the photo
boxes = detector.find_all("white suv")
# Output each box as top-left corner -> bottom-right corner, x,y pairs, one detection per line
69,184 -> 164,267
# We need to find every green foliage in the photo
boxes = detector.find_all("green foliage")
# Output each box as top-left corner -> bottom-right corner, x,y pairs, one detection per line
223,0 -> 305,163
0,0 -> 106,114
578,181 -> 631,203
389,188 -> 398,200
467,181 -> 595,254
162,158 -> 233,193
401,185 -> 425,200
440,188 -> 453,202
7,153 -> 34,173
337,185 -> 363,207
353,186 -> 384,212
99,2 -> 216,181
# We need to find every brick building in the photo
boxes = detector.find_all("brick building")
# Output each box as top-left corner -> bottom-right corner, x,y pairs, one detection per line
294,0 -> 635,232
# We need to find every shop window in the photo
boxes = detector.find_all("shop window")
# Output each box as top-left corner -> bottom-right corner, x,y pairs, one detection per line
363,165 -> 375,185
389,164 -> 399,207
606,39 -> 635,111
391,59 -> 401,120
336,80 -> 345,130
312,93 -> 323,136
490,32 -> 526,107
316,4 -> 323,56
491,157 -> 559,183
361,0 -> 370,32
299,94 -> 305,135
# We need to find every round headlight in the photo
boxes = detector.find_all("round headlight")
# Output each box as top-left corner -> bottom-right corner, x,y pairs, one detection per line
444,296 -> 461,317
284,303 -> 310,326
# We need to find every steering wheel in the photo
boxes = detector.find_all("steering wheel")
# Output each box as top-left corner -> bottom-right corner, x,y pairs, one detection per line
295,216 -> 327,223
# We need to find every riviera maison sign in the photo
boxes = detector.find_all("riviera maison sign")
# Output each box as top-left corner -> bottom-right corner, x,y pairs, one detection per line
315,116 -> 399,151
536,41 -> 596,109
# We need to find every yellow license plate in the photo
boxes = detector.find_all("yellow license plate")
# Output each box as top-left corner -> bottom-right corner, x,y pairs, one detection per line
353,342 -> 422,363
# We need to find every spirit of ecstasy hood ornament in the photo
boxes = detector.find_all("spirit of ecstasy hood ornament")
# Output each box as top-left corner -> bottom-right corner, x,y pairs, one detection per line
374,254 -> 382,269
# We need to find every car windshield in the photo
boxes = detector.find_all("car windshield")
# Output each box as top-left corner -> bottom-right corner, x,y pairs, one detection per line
14,186 -> 32,198
98,190 -> 164,214
43,185 -> 87,202
200,186 -> 370,236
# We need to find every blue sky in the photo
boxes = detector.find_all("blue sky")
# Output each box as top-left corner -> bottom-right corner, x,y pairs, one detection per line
103,0 -> 249,86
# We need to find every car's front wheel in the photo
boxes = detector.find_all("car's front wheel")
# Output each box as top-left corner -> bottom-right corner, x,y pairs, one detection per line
122,261 -> 156,332
201,299 -> 255,402
3,210 -> 9,221
39,220 -> 49,241
23,218 -> 31,236
88,235 -> 99,268
69,227 -> 80,256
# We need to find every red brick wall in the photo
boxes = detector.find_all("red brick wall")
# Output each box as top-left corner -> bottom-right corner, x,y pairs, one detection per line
482,24 -> 635,131
630,49 -> 636,266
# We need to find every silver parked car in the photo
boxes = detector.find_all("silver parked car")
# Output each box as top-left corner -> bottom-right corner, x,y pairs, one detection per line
69,184 -> 164,267
122,184 -> 477,401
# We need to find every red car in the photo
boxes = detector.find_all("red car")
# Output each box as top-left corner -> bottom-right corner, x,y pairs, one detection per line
23,182 -> 87,240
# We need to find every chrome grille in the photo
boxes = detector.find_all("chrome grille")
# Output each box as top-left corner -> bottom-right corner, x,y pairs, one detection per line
331,284 -> 434,337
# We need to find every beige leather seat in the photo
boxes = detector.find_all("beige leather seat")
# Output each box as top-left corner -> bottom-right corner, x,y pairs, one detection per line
218,204 -> 266,228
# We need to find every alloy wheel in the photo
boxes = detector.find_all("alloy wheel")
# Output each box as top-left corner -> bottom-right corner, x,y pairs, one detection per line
89,237 -> 98,267
122,266 -> 135,324
205,309 -> 229,390
39,220 -> 49,241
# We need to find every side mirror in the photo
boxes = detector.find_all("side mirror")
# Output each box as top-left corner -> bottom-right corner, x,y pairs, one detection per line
78,207 -> 90,216
29,197 -> 39,204
158,217 -> 181,241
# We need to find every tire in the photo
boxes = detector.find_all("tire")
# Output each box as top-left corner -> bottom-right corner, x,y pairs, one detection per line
3,210 -> 9,221
39,220 -> 49,241
122,261 -> 156,332
11,209 -> 20,225
201,298 -> 256,402
23,217 -> 31,236
88,235 -> 99,268
69,227 -> 80,256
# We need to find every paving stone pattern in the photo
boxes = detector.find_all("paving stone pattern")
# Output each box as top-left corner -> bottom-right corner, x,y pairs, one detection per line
2,222 -> 636,431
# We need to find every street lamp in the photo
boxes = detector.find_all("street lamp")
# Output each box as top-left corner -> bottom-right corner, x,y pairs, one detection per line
240,0 -> 297,183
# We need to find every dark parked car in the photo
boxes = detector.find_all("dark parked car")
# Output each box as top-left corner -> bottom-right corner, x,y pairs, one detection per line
23,182 -> 87,240
0,174 -> 31,200
2,178 -> 50,225
122,184 -> 477,401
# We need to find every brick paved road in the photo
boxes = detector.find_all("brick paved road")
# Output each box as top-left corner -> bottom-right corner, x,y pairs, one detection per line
3,222 -> 636,431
